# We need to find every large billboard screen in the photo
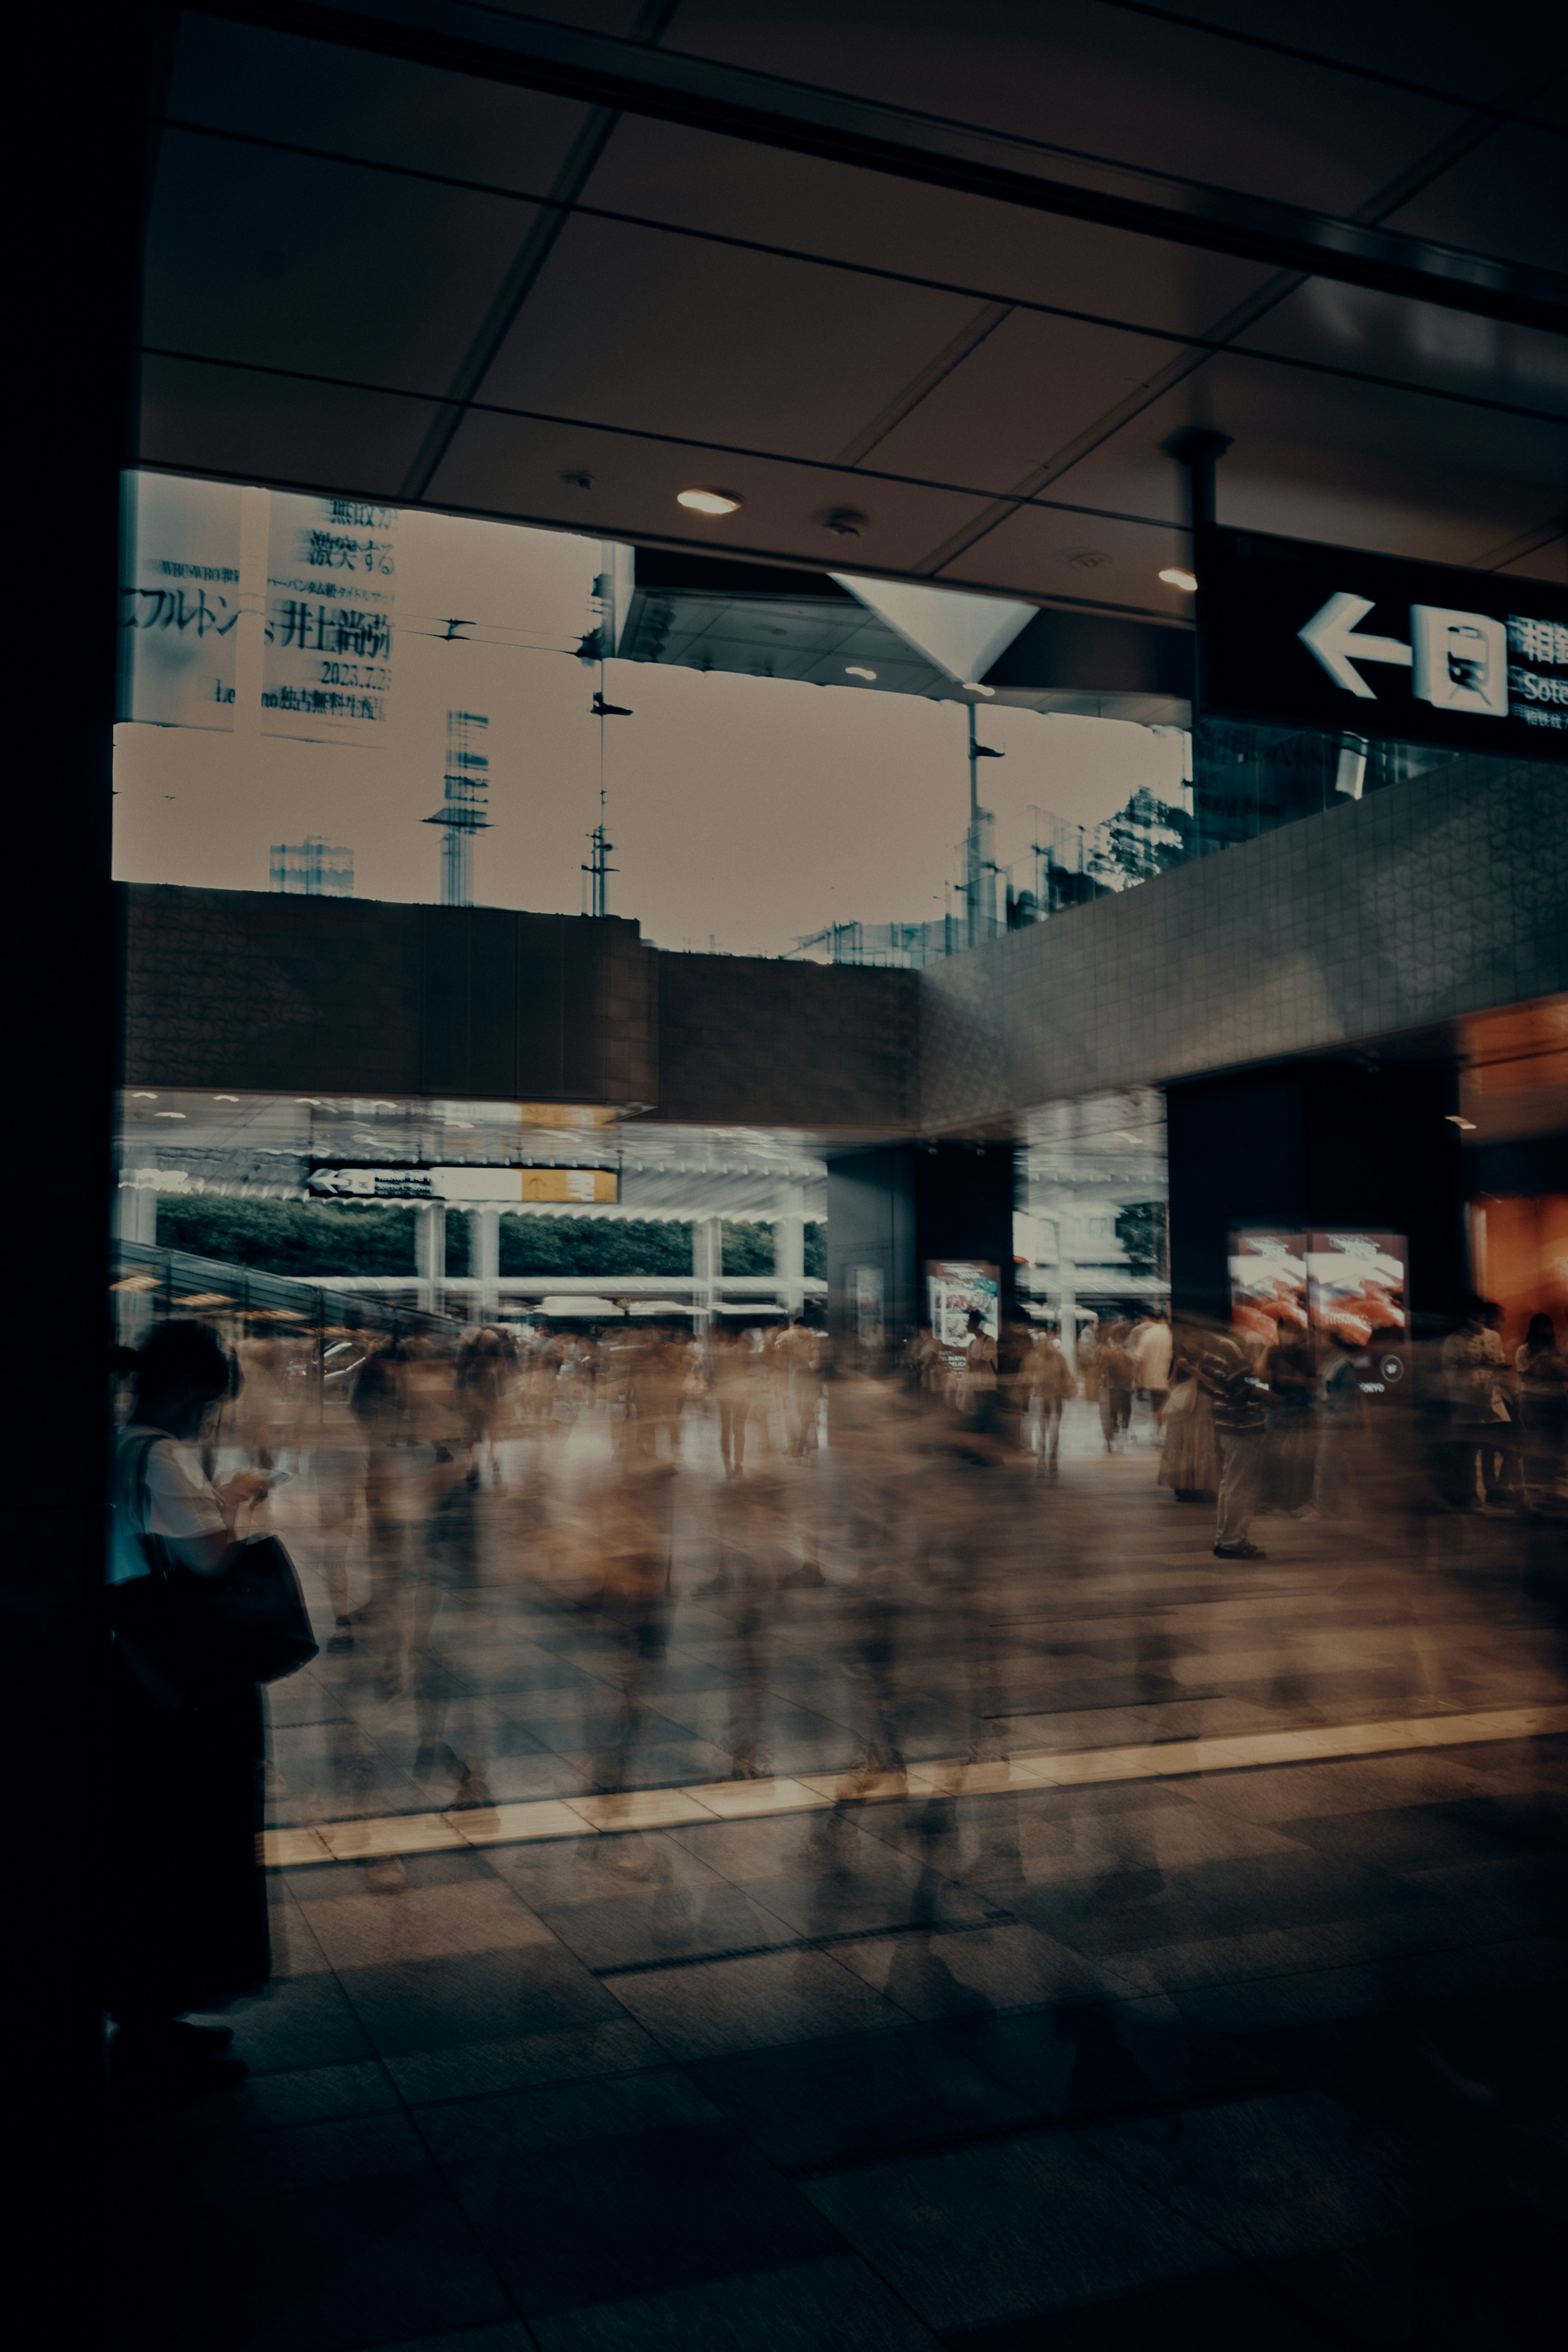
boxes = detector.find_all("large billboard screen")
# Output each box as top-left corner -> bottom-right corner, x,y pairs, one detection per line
1196,524 -> 1568,762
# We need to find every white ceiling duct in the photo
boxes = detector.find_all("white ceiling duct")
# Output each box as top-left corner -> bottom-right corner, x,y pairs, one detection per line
831,574 -> 1036,685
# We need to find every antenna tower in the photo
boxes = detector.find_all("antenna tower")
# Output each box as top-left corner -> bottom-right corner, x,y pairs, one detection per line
423,709 -> 491,905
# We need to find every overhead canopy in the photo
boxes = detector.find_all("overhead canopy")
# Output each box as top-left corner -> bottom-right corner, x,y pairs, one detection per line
136,0 -> 1565,659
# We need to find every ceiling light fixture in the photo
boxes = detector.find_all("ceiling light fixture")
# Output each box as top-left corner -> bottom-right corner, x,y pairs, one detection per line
677,488 -> 743,516
845,665 -> 877,680
154,1111 -> 186,1119
131,1091 -> 157,1100
1445,1114 -> 1478,1130
214,1094 -> 238,1102
1160,568 -> 1199,592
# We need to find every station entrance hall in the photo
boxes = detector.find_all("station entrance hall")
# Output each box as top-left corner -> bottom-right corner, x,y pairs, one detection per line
17,3 -> 1568,2346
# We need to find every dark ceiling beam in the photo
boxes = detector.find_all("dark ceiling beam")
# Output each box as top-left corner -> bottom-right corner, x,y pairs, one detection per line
189,0 -> 1568,339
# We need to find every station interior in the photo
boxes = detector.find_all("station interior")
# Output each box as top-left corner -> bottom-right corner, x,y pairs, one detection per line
14,4 -> 1568,2347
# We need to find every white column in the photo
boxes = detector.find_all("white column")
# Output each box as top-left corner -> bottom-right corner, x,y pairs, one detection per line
415,1200 -> 446,1319
693,1213 -> 722,1335
111,1179 -> 159,1347
470,1204 -> 500,1325
112,1180 -> 158,1244
777,1183 -> 805,1319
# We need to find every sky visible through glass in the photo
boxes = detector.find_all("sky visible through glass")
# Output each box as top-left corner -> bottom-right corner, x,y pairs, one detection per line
114,493 -> 1184,957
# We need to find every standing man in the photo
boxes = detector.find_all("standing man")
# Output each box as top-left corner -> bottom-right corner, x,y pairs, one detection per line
1130,1310 -> 1173,1432
1198,1327 -> 1270,1559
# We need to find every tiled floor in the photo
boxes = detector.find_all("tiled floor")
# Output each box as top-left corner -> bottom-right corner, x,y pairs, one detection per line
108,1401 -> 1568,2348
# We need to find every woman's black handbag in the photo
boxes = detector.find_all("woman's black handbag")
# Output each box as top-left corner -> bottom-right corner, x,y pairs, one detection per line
110,1436 -> 319,1709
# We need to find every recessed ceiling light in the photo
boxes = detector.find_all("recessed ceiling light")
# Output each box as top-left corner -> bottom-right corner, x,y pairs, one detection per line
214,1094 -> 238,1102
845,665 -> 877,681
1445,1114 -> 1477,1130
1160,568 -> 1199,592
677,488 -> 743,516
963,682 -> 996,697
154,1111 -> 186,1119
131,1091 -> 157,1100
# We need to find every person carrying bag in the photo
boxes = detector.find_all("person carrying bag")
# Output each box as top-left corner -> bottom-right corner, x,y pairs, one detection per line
112,1430 -> 317,1710
107,1322 -> 318,2097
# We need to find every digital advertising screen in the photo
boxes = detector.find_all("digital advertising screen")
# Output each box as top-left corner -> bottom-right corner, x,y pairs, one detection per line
1227,1231 -> 1308,1349
1307,1231 -> 1408,1352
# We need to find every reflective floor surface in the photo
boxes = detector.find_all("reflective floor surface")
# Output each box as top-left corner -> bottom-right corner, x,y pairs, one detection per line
109,1396 -> 1568,2351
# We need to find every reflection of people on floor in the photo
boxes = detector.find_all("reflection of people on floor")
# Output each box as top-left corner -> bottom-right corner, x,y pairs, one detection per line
1263,1320 -> 1319,1515
1198,1326 -> 1269,1559
1158,1345 -> 1218,1501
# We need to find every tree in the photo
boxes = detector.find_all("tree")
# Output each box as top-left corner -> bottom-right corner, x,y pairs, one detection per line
156,1194 -> 416,1274
1115,1201 -> 1167,1279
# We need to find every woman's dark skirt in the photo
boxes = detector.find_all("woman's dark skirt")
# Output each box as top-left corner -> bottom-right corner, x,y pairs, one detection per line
107,1646 -> 270,2022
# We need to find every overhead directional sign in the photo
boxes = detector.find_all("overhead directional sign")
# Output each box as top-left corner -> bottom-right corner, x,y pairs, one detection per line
1195,525 -> 1568,763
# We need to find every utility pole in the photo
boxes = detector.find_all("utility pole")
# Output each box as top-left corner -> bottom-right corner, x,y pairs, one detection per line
586,666 -> 631,918
964,702 -> 1003,949
583,803 -> 616,917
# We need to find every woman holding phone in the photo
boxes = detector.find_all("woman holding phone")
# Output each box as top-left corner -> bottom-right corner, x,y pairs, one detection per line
108,1321 -> 275,2095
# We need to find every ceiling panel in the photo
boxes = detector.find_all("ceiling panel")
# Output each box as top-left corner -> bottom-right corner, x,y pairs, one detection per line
421,406 -> 995,574
474,211 -> 985,458
1026,359 -> 1566,572
166,16 -> 597,191
1382,126 -> 1568,274
1149,0 -> 1568,85
675,0 -> 1466,213
138,352 -> 437,494
1233,281 -> 1568,421
143,131 -> 538,393
581,115 -> 1277,341
862,307 -> 1192,497
933,503 -> 1193,610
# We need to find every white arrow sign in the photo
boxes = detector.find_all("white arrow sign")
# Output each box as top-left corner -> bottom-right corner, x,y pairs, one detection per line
1298,593 -> 1413,699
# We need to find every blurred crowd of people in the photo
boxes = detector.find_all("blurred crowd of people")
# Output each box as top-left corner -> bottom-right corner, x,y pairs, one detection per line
106,1291 -> 1566,2091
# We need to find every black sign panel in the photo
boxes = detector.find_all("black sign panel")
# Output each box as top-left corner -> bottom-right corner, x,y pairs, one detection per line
1196,523 -> 1568,764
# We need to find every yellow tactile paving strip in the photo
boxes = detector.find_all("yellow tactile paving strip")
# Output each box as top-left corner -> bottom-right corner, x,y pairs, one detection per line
262,1703 -> 1568,1869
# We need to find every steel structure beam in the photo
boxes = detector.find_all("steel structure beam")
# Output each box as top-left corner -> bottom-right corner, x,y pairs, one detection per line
190,0 -> 1568,338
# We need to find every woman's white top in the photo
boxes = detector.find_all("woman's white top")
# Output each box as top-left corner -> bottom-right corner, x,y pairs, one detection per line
109,1424 -> 225,1585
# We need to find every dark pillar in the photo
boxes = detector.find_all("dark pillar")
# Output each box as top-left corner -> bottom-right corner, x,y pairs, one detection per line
1167,1060 -> 1468,1331
824,1145 -> 917,1347
7,4 -> 169,2325
826,1140 -> 1017,1347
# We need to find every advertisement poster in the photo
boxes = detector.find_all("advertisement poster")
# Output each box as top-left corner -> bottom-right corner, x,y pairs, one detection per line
1307,1232 -> 1407,1349
119,472 -> 241,730
263,492 -> 396,745
926,1260 -> 999,1361
1228,1231 -> 1308,1350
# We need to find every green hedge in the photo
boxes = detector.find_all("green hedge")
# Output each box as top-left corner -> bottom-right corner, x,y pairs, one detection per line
156,1194 -> 417,1274
156,1195 -> 824,1282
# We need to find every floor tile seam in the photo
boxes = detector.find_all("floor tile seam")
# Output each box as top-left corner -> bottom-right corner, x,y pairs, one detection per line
586,1911 -> 1022,1980
783,2072 -> 1312,2185
261,1704 -> 1568,1868
1145,1915 -> 1559,2008
251,1946 -> 538,2340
